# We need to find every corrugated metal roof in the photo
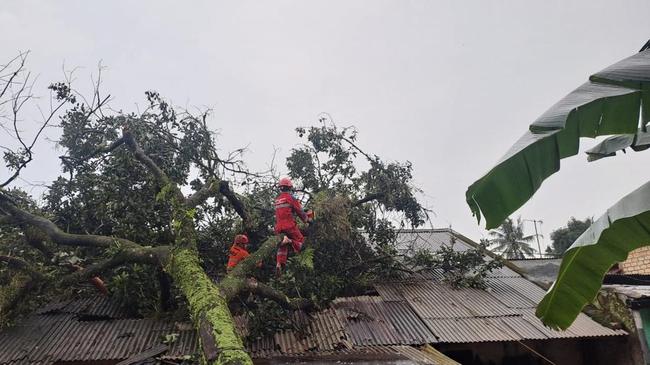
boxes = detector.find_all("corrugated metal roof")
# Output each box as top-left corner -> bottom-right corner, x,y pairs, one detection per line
273,309 -> 349,354
496,277 -> 547,303
332,297 -> 437,346
0,229 -> 628,363
395,230 -> 473,254
371,230 -> 626,344
333,296 -> 411,346
486,278 -> 537,309
0,314 -> 197,365
35,296 -> 130,319
386,281 -> 519,319
424,317 -> 518,343
398,281 -> 474,319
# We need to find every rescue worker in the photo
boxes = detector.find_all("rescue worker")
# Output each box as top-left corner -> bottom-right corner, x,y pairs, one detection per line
226,234 -> 250,271
274,177 -> 312,275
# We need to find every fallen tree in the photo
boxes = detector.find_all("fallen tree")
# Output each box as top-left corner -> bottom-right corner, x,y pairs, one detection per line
0,55 -> 427,364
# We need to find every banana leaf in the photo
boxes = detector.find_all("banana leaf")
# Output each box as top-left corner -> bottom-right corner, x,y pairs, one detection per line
466,47 -> 650,329
586,129 -> 650,161
467,49 -> 650,230
536,180 -> 650,329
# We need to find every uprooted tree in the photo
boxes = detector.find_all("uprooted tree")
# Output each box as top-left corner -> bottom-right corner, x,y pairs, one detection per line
0,54 -> 431,364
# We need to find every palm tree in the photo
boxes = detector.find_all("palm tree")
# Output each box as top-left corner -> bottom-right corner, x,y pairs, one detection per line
488,217 -> 536,259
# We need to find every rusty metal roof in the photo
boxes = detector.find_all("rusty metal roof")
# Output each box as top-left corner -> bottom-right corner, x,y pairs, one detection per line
0,313 -> 197,365
369,229 -> 627,343
35,295 -> 131,319
332,296 -> 437,346
0,229 -> 628,363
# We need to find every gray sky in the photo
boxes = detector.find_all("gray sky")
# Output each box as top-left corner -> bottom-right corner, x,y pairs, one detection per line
2,1 -> 650,250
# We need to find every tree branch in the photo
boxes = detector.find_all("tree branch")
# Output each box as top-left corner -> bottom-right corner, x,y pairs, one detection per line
242,278 -> 313,311
59,245 -> 169,285
185,179 -> 221,208
352,192 -> 384,207
123,130 -> 170,186
218,180 -> 251,224
60,136 -> 125,167
0,255 -> 45,280
0,194 -> 142,249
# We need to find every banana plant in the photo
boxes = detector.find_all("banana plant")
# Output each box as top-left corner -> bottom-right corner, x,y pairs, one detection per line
466,42 -> 650,329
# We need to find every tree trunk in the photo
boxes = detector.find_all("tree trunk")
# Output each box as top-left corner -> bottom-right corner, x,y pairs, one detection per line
166,247 -> 251,365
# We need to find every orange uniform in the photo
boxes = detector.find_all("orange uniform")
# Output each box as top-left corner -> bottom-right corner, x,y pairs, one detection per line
226,234 -> 250,270
274,191 -> 308,267
227,245 -> 250,269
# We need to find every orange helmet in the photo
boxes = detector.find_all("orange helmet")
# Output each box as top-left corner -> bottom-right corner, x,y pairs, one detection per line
278,177 -> 293,188
234,234 -> 249,245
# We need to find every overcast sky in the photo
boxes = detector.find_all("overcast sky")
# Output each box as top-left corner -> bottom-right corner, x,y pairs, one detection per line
2,1 -> 650,250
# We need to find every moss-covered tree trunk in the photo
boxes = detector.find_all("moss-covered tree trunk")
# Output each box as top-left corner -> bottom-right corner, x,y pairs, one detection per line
161,184 -> 253,365
166,248 -> 251,365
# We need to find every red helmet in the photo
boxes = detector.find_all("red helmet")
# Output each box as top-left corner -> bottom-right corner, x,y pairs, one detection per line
234,234 -> 249,245
278,177 -> 293,188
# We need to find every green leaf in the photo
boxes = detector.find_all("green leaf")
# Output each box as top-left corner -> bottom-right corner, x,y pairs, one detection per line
467,50 -> 650,230
586,129 -> 650,162
537,180 -> 650,329
294,247 -> 314,270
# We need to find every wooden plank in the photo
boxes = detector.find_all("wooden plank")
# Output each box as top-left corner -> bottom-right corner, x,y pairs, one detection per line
115,344 -> 168,365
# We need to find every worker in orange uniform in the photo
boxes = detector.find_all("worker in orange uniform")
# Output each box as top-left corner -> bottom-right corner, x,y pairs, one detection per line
274,177 -> 312,275
227,234 -> 250,271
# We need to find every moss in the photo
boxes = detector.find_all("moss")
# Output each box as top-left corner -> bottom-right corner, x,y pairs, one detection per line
166,247 -> 252,365
158,182 -> 252,365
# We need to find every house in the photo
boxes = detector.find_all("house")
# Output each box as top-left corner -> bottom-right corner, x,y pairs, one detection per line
0,229 -> 636,365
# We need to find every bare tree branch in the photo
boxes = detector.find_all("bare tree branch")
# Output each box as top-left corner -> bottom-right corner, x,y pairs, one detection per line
122,129 -> 171,186
218,181 -> 251,224
59,136 -> 125,167
352,192 -> 384,207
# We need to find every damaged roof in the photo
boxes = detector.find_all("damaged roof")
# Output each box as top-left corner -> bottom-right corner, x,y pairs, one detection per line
243,230 -> 624,355
0,229 -> 626,365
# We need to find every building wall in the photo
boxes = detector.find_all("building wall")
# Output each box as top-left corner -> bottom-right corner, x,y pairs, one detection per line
621,247 -> 650,274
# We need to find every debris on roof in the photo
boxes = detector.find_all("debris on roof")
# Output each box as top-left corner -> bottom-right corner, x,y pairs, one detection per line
0,312 -> 197,365
0,229 -> 628,365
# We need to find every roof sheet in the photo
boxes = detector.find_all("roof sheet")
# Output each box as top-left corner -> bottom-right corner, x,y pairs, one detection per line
35,296 -> 130,319
372,230 -> 626,343
394,230 -> 473,254
333,296 -> 437,346
0,314 -> 197,365
0,229 -> 627,364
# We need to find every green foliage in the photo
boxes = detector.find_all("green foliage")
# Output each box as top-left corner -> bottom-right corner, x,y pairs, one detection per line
288,121 -> 426,227
488,217 -> 536,259
466,47 -> 650,329
547,217 -> 592,256
405,241 -> 503,289
293,247 -> 314,270
109,264 -> 161,316
244,298 -> 294,341
2,81 -> 428,347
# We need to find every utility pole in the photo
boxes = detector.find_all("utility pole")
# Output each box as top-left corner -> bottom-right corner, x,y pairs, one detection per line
524,219 -> 544,258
